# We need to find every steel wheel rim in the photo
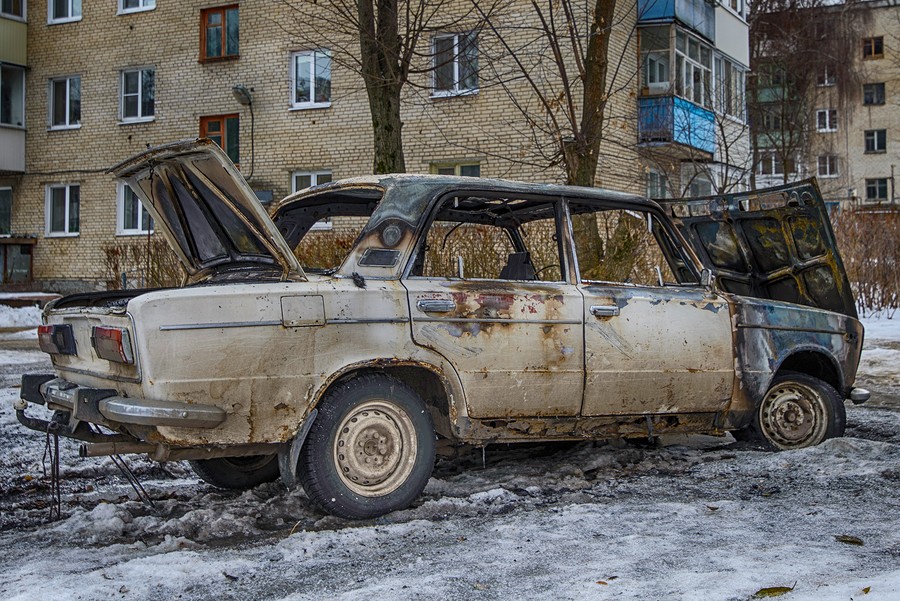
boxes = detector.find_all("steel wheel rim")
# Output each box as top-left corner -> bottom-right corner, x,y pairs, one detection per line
333,400 -> 418,497
759,382 -> 828,449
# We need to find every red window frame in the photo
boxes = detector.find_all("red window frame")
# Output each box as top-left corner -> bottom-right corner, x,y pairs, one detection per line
200,5 -> 239,62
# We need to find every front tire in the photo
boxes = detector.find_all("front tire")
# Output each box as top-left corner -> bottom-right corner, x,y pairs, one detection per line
298,374 -> 435,519
752,372 -> 845,450
189,455 -> 280,490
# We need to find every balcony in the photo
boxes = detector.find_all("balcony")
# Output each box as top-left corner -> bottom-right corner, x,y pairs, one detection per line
638,95 -> 716,155
0,127 -> 24,174
638,0 -> 715,42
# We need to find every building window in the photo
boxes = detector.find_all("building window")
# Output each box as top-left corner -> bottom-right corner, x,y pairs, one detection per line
1,0 -> 25,19
817,155 -> 838,178
0,64 -> 25,127
292,171 -> 333,230
201,114 -> 239,165
756,151 -> 796,176
121,68 -> 155,122
119,0 -> 154,14
864,129 -> 887,153
865,178 -> 888,202
45,184 -> 79,236
675,30 -> 712,108
291,50 -> 331,109
431,162 -> 481,177
48,0 -> 81,23
714,55 -> 745,119
863,83 -> 885,106
0,188 -> 11,236
117,183 -> 153,235
816,109 -> 837,132
433,33 -> 478,96
49,76 -> 80,129
862,36 -> 884,60
816,66 -> 836,87
640,26 -> 670,94
201,5 -> 239,61
647,170 -> 668,198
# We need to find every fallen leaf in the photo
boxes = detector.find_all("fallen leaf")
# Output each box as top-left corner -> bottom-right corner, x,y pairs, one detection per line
596,581 -> 608,586
752,582 -> 796,597
862,586 -> 871,594
706,505 -> 719,511
835,535 -> 864,546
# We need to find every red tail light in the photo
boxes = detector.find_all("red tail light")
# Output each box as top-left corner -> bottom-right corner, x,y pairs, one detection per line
91,326 -> 135,364
38,324 -> 77,355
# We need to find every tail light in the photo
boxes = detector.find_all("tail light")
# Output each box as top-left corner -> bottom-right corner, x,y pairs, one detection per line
37,325 -> 77,355
91,326 -> 135,364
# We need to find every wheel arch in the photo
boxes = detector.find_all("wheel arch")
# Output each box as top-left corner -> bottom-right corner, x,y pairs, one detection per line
772,348 -> 844,396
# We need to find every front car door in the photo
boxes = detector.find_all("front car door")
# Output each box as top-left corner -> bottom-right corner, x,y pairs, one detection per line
568,200 -> 735,416
403,191 -> 584,418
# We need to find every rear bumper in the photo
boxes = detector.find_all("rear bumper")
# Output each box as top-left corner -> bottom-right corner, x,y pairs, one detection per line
849,387 -> 871,405
21,376 -> 226,429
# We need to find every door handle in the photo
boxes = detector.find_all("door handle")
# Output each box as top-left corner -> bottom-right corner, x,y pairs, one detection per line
417,299 -> 457,313
590,305 -> 620,318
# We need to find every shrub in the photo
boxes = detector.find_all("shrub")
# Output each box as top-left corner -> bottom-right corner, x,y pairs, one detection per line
102,237 -> 183,290
832,209 -> 899,317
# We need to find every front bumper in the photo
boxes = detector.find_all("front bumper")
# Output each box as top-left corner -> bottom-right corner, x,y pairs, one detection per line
20,375 -> 226,429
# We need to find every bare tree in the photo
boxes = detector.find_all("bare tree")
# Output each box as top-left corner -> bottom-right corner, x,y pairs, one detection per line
279,0 -> 481,174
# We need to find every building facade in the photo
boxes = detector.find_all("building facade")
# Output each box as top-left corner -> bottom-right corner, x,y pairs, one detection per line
0,0 -> 750,292
753,0 -> 900,208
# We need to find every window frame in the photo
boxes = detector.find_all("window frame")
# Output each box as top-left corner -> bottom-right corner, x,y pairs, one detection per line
647,170 -> 669,199
864,129 -> 887,154
863,83 -> 885,106
47,0 -> 80,24
430,162 -> 481,177
817,155 -> 838,178
674,29 -> 713,109
116,182 -> 153,236
816,109 -> 837,133
200,113 -> 240,166
1,0 -> 26,20
0,64 -> 26,128
291,170 -> 334,230
44,183 -> 80,237
816,66 -> 836,87
118,0 -> 155,15
200,5 -> 239,62
0,187 -> 11,236
862,36 -> 884,60
119,67 -> 155,123
290,50 -> 332,110
431,32 -> 479,97
48,75 -> 81,130
865,178 -> 888,202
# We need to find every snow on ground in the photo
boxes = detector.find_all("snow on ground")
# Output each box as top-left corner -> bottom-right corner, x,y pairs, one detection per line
0,305 -> 42,329
0,316 -> 897,600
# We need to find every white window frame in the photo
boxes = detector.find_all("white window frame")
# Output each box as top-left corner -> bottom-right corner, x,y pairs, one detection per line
816,109 -> 837,133
430,162 -> 481,177
647,170 -> 669,199
117,0 -> 155,15
48,75 -> 80,130
1,0 -> 26,20
44,183 -> 79,237
120,68 -> 155,123
116,182 -> 153,235
817,155 -> 838,178
864,129 -> 887,153
865,178 -> 888,202
432,32 -> 479,97
675,29 -> 712,109
291,170 -> 333,230
290,50 -> 332,110
816,66 -> 836,87
47,0 -> 80,24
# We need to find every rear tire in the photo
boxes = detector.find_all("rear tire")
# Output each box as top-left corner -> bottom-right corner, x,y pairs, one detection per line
298,374 -> 435,519
749,372 -> 845,450
190,455 -> 280,490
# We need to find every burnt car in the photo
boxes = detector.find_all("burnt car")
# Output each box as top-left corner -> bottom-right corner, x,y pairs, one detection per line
16,140 -> 869,519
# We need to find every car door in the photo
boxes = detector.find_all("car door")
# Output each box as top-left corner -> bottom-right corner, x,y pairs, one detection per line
568,201 -> 734,416
403,192 -> 584,418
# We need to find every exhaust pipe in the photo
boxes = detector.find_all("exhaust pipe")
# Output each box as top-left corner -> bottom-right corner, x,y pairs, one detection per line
78,442 -> 157,457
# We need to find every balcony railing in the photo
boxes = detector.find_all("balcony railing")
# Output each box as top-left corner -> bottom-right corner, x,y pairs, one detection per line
0,127 -> 25,174
638,0 -> 715,41
638,95 -> 716,154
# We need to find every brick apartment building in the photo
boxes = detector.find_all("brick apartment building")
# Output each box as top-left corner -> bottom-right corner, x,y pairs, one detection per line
0,0 -> 750,292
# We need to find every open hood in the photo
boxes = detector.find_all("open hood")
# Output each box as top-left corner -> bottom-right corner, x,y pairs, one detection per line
658,179 -> 857,318
111,140 -> 305,283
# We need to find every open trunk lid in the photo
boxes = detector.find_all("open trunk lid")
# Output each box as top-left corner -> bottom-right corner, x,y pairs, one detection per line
658,179 -> 857,318
110,139 -> 305,283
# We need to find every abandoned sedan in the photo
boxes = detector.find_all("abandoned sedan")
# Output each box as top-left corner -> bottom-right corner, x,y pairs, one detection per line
17,140 -> 869,519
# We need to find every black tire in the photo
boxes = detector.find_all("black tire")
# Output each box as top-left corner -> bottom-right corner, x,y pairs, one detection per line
749,371 -> 845,451
298,374 -> 435,519
189,455 -> 280,490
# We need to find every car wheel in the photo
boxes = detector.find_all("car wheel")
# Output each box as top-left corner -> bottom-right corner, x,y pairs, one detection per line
753,372 -> 845,450
298,374 -> 435,519
189,455 -> 281,490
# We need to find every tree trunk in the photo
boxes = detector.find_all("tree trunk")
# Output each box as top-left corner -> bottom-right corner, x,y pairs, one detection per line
367,81 -> 406,174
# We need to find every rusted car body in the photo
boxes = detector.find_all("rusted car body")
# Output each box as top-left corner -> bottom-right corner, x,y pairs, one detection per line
17,140 -> 869,518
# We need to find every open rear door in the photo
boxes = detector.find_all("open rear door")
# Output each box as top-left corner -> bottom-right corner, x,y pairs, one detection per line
658,179 -> 857,318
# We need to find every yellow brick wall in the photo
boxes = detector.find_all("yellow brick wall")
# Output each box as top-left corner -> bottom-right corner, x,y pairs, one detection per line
12,0 -> 649,291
